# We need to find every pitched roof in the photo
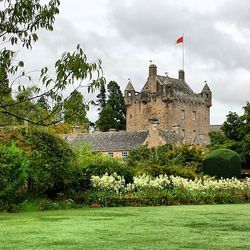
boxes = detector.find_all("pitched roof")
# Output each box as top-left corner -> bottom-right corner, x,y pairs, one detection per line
159,130 -> 184,144
156,75 -> 194,95
71,131 -> 148,151
69,130 -> 183,151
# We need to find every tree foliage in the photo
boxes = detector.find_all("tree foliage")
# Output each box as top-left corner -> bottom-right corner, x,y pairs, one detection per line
63,90 -> 89,126
96,81 -> 126,131
0,0 -> 105,126
209,102 -> 250,167
96,84 -> 106,111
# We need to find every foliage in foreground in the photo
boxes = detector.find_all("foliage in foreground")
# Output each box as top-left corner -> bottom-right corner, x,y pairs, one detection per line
89,173 -> 250,207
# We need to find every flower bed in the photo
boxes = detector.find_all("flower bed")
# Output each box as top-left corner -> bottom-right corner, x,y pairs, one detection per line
89,173 -> 250,206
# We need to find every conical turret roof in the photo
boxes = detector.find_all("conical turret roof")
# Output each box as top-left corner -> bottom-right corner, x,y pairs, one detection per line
125,80 -> 135,91
201,83 -> 211,93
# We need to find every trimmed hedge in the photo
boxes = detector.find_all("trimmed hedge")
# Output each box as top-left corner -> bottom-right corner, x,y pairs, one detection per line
203,149 -> 241,178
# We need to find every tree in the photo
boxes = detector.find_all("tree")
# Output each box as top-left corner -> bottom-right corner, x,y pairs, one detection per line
95,105 -> 117,132
107,81 -> 126,130
37,96 -> 50,111
209,102 -> 250,168
96,84 -> 106,111
63,90 -> 89,126
96,81 -> 126,131
0,0 -> 105,126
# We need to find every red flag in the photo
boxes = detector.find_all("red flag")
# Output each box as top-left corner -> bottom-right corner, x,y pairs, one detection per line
176,36 -> 184,44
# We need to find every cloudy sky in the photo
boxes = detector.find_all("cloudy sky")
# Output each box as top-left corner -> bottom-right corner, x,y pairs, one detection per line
21,0 -> 250,124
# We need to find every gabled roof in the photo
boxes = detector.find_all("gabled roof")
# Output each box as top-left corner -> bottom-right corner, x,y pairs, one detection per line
125,81 -> 135,91
71,131 -> 148,151
156,75 -> 194,95
69,130 -> 183,152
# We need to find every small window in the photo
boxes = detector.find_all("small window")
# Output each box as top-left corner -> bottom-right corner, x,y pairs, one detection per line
181,110 -> 185,120
181,129 -> 185,137
192,130 -> 197,139
108,152 -> 113,158
121,151 -> 128,158
128,92 -> 131,97
192,111 -> 196,121
130,114 -> 132,118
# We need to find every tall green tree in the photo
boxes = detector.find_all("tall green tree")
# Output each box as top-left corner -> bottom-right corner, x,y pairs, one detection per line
96,84 -> 106,111
107,81 -> 126,130
0,0 -> 105,126
95,105 -> 117,132
63,90 -> 89,126
96,81 -> 126,131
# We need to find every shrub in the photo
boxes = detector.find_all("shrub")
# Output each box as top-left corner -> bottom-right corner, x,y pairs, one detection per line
0,144 -> 28,211
133,163 -> 197,180
17,128 -> 76,196
203,149 -> 241,178
74,145 -> 134,190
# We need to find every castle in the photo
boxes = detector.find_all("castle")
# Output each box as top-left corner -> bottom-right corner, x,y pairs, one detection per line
124,64 -> 212,145
70,64 -> 212,156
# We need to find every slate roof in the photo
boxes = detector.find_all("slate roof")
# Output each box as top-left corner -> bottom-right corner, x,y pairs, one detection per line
71,131 -> 148,151
156,75 -> 195,95
69,130 -> 183,152
210,125 -> 222,132
159,130 -> 184,144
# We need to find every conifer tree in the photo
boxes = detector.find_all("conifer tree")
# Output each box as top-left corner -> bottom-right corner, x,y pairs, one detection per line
96,81 -> 126,131
96,84 -> 106,111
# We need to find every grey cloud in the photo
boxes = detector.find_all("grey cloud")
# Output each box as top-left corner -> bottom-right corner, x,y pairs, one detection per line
108,0 -> 250,70
218,0 -> 250,29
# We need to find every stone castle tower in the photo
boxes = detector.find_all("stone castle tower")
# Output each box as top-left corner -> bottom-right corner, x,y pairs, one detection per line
124,64 -> 212,144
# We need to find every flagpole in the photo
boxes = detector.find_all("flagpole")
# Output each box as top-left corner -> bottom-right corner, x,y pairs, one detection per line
182,33 -> 184,71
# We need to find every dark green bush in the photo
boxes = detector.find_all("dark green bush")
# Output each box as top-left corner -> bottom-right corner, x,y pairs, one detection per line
74,145 -> 134,190
203,149 -> 241,178
0,144 -> 28,211
18,128 -> 76,196
126,144 -> 202,179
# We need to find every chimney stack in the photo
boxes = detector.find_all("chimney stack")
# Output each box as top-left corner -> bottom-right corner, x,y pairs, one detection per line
178,69 -> 185,81
149,64 -> 157,77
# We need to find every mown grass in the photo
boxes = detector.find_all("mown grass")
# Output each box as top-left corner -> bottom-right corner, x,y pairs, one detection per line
1,204 -> 250,249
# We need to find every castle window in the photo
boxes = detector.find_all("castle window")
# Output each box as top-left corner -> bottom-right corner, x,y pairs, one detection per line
108,152 -> 114,158
181,110 -> 185,120
128,92 -> 131,97
192,111 -> 196,121
130,114 -> 132,119
181,129 -> 185,137
121,151 -> 128,158
192,130 -> 197,139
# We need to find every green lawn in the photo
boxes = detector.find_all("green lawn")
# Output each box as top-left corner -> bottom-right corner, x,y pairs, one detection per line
1,204 -> 250,250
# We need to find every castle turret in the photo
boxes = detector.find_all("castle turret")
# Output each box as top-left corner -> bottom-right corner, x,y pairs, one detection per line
124,80 -> 135,105
201,82 -> 212,107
